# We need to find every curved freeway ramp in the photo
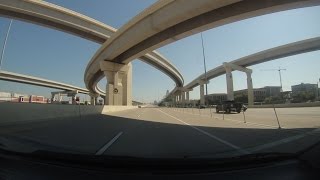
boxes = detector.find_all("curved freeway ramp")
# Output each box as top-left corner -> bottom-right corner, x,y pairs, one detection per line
0,0 -> 184,96
86,0 -> 319,90
184,37 -> 320,90
0,70 -> 89,94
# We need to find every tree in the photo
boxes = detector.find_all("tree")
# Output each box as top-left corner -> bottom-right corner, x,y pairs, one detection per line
264,96 -> 283,104
293,91 -> 315,102
234,94 -> 248,103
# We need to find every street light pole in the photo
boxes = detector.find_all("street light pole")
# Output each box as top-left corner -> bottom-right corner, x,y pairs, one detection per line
317,78 -> 320,101
0,19 -> 13,71
200,33 -> 208,104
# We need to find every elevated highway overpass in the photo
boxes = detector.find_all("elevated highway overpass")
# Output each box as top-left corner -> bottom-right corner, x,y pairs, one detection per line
0,70 -> 89,94
164,37 -> 320,106
87,0 -> 320,68
0,70 -> 102,104
86,0 -> 319,105
0,70 -> 139,105
0,0 -> 184,104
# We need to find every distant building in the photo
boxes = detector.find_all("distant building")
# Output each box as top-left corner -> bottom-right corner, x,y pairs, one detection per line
291,83 -> 318,102
166,90 -> 169,96
205,86 -> 281,104
0,91 -> 49,103
281,91 -> 292,102
234,89 -> 266,102
261,86 -> 282,97
291,83 -> 318,96
205,93 -> 227,104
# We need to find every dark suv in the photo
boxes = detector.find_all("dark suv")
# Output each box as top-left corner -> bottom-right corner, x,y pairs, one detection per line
216,100 -> 247,113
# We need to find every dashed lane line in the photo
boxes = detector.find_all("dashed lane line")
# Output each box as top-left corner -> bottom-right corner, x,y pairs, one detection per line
95,132 -> 123,155
167,108 -> 283,129
162,108 -> 320,153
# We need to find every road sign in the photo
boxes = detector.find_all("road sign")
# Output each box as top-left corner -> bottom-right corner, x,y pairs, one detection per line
113,88 -> 118,94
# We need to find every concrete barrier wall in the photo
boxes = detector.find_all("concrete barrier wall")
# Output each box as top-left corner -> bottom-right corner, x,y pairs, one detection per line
0,102 -> 104,125
0,103 -> 140,126
249,102 -> 320,108
102,105 -> 137,114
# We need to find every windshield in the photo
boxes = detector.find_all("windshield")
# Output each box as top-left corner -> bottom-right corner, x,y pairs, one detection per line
0,1 -> 320,161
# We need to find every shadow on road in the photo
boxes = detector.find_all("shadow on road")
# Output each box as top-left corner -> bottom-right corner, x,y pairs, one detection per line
0,113 -> 319,159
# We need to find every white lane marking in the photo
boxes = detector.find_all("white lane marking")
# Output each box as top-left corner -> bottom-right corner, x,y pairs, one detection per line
95,132 -> 123,155
137,109 -> 145,118
224,117 -> 282,129
168,108 -> 283,129
247,128 -> 320,152
157,109 -> 249,155
164,108 -> 320,153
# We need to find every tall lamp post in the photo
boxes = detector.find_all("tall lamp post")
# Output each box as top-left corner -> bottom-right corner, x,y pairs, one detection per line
317,78 -> 320,101
0,19 -> 13,71
200,32 -> 208,105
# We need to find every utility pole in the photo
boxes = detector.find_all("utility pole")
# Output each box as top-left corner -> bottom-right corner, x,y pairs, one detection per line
261,67 -> 286,91
0,19 -> 13,71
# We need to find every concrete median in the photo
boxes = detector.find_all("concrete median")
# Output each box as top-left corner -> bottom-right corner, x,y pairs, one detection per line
0,102 -> 104,125
249,102 -> 320,108
0,102 -> 140,126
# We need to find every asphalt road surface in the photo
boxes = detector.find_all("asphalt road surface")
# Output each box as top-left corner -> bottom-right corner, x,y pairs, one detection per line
1,106 -> 320,158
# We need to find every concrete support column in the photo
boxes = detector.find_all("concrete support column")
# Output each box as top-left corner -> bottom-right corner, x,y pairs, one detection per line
71,95 -> 76,104
184,88 -> 193,105
197,81 -> 208,105
59,93 -> 62,102
172,95 -> 175,105
89,93 -> 99,105
51,93 -> 55,102
100,61 -> 131,106
247,72 -> 254,106
200,84 -> 205,105
90,96 -> 95,105
186,91 -> 190,103
181,91 -> 185,105
122,63 -> 132,105
224,66 -> 234,101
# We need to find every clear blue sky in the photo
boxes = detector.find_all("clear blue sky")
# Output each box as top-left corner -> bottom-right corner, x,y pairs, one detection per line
0,1 -> 320,102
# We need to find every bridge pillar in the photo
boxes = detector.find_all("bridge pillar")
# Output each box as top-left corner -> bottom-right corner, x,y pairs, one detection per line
71,95 -> 77,105
224,65 -> 234,101
171,95 -> 175,106
184,88 -> 192,104
186,91 -> 189,102
200,84 -> 204,105
89,93 -> 99,105
198,80 -> 208,105
100,61 -> 132,106
181,91 -> 185,106
58,93 -> 62,102
247,71 -> 254,106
